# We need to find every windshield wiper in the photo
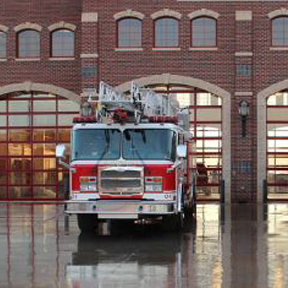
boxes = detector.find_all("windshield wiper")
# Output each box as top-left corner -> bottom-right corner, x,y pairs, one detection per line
124,130 -> 145,163
97,130 -> 111,161
131,135 -> 146,165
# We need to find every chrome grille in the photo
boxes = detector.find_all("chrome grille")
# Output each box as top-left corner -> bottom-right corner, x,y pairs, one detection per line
99,167 -> 144,196
101,170 -> 140,178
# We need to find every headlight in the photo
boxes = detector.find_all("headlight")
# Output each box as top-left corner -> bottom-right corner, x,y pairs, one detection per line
80,183 -> 97,192
80,177 -> 98,192
145,184 -> 162,192
145,177 -> 162,192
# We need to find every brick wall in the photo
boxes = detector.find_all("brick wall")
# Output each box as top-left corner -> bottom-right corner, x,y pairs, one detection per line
88,1 -> 288,202
0,0 -> 82,94
2,0 -> 288,202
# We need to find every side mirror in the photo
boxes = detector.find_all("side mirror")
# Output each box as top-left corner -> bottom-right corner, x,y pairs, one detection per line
56,144 -> 66,159
56,144 -> 70,169
177,145 -> 187,158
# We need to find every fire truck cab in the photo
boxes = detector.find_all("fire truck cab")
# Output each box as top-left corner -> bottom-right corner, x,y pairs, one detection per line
56,82 -> 196,232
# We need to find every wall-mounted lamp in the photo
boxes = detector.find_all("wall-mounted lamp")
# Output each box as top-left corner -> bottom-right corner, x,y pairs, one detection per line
80,101 -> 93,117
238,100 -> 250,137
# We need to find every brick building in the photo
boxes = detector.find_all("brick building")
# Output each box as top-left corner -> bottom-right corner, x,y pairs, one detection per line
1,0 -> 288,202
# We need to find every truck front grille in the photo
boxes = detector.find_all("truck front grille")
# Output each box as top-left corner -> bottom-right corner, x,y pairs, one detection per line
99,167 -> 144,196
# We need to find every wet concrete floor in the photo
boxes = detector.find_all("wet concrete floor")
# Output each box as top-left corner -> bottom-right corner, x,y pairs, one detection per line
0,203 -> 288,288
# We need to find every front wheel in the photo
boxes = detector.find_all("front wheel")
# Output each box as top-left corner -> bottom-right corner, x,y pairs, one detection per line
184,182 -> 197,219
184,201 -> 196,219
77,214 -> 98,233
162,213 -> 183,232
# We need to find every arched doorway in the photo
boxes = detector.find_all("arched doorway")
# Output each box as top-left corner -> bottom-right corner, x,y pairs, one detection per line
264,91 -> 288,199
0,88 -> 80,200
257,79 -> 288,201
116,74 -> 231,202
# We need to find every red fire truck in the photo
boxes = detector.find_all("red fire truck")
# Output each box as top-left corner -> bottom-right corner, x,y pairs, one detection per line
56,82 -> 196,232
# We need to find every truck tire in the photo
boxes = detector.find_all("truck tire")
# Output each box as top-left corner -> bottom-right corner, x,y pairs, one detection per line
184,201 -> 196,219
162,213 -> 183,232
77,214 -> 98,233
183,185 -> 196,219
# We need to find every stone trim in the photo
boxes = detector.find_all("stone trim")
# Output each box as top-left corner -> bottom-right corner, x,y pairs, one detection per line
235,52 -> 253,57
115,74 -> 231,203
115,48 -> 143,52
82,12 -> 98,23
270,47 -> 288,51
268,8 -> 288,19
236,11 -> 252,21
257,79 -> 288,203
15,58 -> 40,62
48,22 -> 76,32
0,59 -> 7,62
189,47 -> 218,51
188,9 -> 220,20
0,82 -> 80,103
80,53 -> 99,58
49,57 -> 75,61
14,22 -> 42,32
0,25 -> 8,32
151,9 -> 182,20
114,10 -> 145,21
152,47 -> 181,51
235,92 -> 253,96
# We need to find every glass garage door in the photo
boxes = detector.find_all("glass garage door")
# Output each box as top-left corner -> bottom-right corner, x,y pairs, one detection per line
151,85 -> 222,198
0,92 -> 79,200
267,92 -> 288,198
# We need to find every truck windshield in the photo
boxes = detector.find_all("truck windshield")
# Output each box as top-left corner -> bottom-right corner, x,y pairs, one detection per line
123,129 -> 176,161
72,129 -> 121,160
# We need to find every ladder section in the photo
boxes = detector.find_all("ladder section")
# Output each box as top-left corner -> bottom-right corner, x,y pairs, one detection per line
88,81 -> 179,122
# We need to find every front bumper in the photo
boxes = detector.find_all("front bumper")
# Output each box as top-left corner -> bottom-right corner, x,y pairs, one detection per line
65,200 -> 176,219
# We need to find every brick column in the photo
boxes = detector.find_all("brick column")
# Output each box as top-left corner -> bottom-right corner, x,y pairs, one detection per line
231,11 -> 256,202
80,11 -> 99,94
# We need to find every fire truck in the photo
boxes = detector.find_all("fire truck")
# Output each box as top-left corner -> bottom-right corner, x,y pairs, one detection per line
56,82 -> 197,232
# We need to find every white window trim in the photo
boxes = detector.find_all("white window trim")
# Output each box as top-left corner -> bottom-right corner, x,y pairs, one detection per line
188,9 -> 220,20
15,58 -> 41,62
189,47 -> 218,51
151,9 -> 182,20
152,47 -> 181,51
0,25 -> 8,33
270,47 -> 288,51
268,8 -> 288,19
115,48 -> 143,52
49,57 -> 75,61
114,10 -> 145,21
14,22 -> 42,32
48,22 -> 76,32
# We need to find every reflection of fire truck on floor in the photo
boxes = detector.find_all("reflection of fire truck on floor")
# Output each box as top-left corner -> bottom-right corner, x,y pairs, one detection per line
67,231 -> 185,287
56,82 -> 197,232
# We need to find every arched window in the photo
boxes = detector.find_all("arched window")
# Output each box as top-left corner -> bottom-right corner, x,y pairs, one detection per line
272,17 -> 288,46
117,18 -> 142,48
191,17 -> 216,47
51,29 -> 74,57
155,17 -> 179,47
0,31 -> 6,58
17,30 -> 40,58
